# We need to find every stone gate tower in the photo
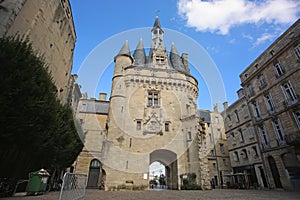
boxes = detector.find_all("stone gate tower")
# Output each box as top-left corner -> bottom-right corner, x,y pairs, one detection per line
99,17 -> 210,190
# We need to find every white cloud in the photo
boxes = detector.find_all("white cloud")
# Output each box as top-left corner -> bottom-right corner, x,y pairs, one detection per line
206,45 -> 219,53
228,38 -> 236,44
242,33 -> 254,41
253,33 -> 276,47
177,0 -> 300,35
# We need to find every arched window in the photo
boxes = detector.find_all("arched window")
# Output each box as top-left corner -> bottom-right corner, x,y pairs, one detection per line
90,159 -> 101,168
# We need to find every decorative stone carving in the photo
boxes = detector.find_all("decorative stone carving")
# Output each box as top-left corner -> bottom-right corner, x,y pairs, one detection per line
143,109 -> 162,135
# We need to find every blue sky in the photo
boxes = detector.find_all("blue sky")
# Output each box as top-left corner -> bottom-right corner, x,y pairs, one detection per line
69,0 -> 299,111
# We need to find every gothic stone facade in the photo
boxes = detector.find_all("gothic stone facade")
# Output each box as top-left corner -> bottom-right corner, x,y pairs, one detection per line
74,17 -> 210,190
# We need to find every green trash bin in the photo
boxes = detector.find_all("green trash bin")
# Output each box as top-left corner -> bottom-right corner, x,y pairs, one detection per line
26,169 -> 50,195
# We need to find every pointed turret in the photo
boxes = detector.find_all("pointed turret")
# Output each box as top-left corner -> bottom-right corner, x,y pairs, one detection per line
170,43 -> 186,72
117,40 -> 131,57
133,38 -> 146,66
113,40 -> 133,76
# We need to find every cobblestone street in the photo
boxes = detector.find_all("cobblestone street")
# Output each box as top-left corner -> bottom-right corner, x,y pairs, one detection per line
4,189 -> 300,200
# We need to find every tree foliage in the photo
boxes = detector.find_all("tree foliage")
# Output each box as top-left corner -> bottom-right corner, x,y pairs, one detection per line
0,36 -> 83,178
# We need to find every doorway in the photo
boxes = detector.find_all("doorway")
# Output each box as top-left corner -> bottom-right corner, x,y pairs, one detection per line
87,159 -> 101,188
268,156 -> 282,188
258,166 -> 268,188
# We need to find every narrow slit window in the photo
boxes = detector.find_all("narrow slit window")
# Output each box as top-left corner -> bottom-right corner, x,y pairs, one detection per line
165,122 -> 170,132
137,121 -> 141,130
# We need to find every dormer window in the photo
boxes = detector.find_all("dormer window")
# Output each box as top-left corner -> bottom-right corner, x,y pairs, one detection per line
155,55 -> 166,65
157,56 -> 164,63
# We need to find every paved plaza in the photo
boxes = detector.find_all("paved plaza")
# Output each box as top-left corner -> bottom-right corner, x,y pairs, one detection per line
3,189 -> 300,200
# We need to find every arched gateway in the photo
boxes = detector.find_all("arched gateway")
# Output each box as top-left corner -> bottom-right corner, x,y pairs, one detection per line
150,149 -> 178,189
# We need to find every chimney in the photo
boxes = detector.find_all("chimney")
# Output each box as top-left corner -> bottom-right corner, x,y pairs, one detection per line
213,104 -> 219,113
99,93 -> 107,101
237,88 -> 245,99
82,92 -> 88,99
72,74 -> 78,81
223,102 -> 228,110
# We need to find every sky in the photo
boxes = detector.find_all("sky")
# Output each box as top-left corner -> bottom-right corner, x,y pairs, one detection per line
69,0 -> 300,111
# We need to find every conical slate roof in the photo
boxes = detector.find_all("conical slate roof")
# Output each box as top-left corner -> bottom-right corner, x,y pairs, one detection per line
114,40 -> 133,62
170,43 -> 186,72
133,38 -> 146,66
117,40 -> 131,57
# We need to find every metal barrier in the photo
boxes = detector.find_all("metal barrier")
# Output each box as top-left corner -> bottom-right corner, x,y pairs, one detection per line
59,173 -> 87,200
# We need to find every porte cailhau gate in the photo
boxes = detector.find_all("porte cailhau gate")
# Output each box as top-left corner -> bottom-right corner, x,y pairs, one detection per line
74,17 -> 210,190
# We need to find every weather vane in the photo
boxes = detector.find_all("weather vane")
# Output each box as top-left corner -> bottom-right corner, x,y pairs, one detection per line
155,9 -> 160,16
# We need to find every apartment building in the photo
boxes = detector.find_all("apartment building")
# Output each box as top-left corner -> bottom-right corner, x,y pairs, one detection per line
222,89 -> 267,189
239,19 -> 300,190
224,19 -> 300,190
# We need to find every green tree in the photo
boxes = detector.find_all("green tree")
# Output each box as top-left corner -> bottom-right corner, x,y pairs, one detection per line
0,36 -> 83,178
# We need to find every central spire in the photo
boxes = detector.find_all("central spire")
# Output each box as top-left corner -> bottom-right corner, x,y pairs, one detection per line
151,16 -> 165,51
150,16 -> 168,68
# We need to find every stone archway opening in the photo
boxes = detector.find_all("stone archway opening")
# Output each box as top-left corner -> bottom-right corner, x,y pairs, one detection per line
149,161 -> 166,189
149,149 -> 178,190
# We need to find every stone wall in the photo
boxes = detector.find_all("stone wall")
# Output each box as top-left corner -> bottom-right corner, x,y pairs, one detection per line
0,0 -> 76,104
